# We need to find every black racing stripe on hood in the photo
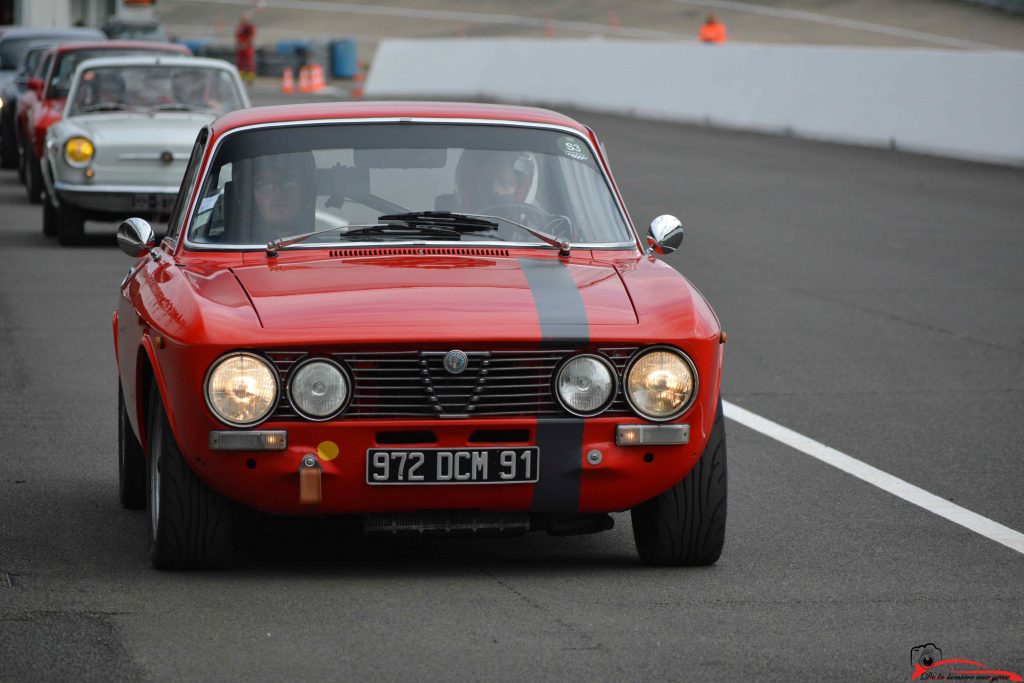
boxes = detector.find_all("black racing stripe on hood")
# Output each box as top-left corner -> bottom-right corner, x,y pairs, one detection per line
518,258 -> 588,346
519,257 -> 587,513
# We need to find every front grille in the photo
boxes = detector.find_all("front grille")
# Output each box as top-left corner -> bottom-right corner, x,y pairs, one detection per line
267,347 -> 639,420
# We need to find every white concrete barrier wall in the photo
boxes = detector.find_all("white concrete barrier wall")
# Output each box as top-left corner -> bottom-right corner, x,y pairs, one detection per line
365,38 -> 1024,166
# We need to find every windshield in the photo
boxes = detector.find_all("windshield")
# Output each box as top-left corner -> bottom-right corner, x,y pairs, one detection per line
187,123 -> 633,248
0,37 -> 37,70
66,65 -> 243,116
19,47 -> 44,77
49,48 -> 182,99
0,33 -> 100,71
105,24 -> 167,41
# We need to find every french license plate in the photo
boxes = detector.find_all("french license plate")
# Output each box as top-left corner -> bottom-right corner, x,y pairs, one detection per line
366,447 -> 539,485
132,194 -> 175,211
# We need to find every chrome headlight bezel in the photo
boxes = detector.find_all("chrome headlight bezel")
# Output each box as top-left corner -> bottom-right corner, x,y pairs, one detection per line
286,356 -> 352,421
63,136 -> 94,168
553,353 -> 618,418
623,346 -> 699,422
203,351 -> 280,427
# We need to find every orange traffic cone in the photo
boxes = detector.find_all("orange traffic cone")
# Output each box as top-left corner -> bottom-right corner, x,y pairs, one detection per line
280,66 -> 294,94
297,65 -> 311,93
353,60 -> 364,83
350,86 -> 364,99
309,63 -> 326,92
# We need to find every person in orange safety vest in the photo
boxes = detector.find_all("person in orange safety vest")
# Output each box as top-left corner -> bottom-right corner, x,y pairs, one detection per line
699,14 -> 727,44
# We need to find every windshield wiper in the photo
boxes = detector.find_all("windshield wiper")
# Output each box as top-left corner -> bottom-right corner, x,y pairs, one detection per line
345,223 -> 463,239
378,211 -> 499,232
80,103 -> 133,113
151,103 -> 212,112
266,225 -> 353,256
266,208 -> 569,257
382,210 -> 570,256
462,211 -> 571,257
266,220 -> 465,256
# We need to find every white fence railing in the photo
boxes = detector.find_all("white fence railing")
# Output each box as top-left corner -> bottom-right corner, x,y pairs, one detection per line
365,38 -> 1024,166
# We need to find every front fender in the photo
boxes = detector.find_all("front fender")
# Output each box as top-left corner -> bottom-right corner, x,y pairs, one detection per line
131,333 -> 179,457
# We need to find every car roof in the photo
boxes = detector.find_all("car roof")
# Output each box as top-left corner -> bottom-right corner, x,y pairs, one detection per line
0,27 -> 105,42
73,55 -> 236,72
50,40 -> 190,56
22,35 -> 101,54
211,101 -> 592,137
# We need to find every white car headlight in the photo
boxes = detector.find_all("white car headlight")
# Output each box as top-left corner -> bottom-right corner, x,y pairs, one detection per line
287,358 -> 350,420
555,354 -> 616,416
205,353 -> 278,426
625,348 -> 697,421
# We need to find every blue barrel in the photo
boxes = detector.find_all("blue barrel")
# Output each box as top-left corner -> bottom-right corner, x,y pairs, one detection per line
329,39 -> 359,78
181,38 -> 210,57
276,39 -> 312,55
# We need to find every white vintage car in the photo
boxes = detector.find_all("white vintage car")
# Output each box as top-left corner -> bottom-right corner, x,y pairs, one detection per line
42,55 -> 249,245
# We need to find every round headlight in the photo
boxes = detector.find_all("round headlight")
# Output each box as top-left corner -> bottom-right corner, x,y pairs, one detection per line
555,354 -> 616,416
287,358 -> 350,420
625,348 -> 697,421
64,136 -> 94,167
205,353 -> 278,426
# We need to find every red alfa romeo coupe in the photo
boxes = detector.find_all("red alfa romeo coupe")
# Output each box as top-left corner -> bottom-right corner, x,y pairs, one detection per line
113,102 -> 727,570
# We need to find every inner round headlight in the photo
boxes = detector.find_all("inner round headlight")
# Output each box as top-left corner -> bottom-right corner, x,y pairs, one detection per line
287,358 -> 349,420
205,353 -> 278,426
625,348 -> 697,421
64,136 -> 94,167
555,354 -> 616,416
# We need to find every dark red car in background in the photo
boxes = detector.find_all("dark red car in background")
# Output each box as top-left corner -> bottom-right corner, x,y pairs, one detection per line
21,40 -> 190,206
0,27 -> 105,169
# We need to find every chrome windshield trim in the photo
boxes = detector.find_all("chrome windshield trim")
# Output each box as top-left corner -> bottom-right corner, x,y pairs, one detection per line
181,116 -> 639,253
186,239 -> 637,252
53,182 -> 180,194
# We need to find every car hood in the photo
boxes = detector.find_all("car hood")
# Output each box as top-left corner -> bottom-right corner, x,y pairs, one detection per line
66,111 -> 214,147
230,252 -> 639,334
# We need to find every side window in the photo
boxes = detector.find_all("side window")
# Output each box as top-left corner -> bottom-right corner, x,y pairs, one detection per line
37,53 -> 54,81
165,128 -> 209,241
190,163 -> 232,243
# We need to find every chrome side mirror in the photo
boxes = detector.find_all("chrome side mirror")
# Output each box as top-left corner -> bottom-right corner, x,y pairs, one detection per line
647,215 -> 684,255
117,217 -> 156,258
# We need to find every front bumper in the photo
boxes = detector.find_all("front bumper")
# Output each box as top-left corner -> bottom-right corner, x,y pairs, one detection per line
53,181 -> 178,214
176,415 -> 712,516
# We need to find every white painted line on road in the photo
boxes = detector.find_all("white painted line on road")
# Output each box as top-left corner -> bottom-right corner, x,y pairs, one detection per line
671,0 -> 1003,50
201,0 -> 686,41
723,399 -> 1024,556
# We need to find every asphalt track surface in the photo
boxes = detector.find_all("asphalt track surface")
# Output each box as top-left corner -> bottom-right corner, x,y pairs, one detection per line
1,98 -> 1022,681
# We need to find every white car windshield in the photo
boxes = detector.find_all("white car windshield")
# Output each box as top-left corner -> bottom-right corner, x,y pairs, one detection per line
67,65 -> 243,116
187,123 -> 633,248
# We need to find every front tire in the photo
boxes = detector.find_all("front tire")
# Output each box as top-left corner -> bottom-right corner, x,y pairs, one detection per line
631,398 -> 727,566
147,384 -> 233,570
0,124 -> 17,169
42,193 -> 59,237
57,201 -> 85,245
118,386 -> 146,510
17,141 -> 27,183
25,155 -> 42,204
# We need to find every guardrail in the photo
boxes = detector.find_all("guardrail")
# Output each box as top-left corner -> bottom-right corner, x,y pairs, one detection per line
365,38 -> 1024,166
